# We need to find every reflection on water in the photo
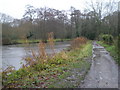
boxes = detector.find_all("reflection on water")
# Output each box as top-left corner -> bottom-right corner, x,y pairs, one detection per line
2,42 -> 70,70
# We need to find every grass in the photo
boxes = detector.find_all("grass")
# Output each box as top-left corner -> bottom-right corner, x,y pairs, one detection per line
2,37 -> 92,88
3,39 -> 71,45
14,39 -> 40,44
97,41 -> 119,65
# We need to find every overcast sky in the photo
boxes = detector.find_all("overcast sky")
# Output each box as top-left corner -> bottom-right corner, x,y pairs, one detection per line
0,0 -> 118,19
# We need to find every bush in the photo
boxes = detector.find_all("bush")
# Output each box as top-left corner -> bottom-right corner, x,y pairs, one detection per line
114,35 -> 120,65
71,37 -> 87,49
99,34 -> 113,45
2,38 -> 12,45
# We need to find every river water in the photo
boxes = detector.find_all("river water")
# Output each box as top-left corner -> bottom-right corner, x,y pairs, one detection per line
2,41 -> 70,70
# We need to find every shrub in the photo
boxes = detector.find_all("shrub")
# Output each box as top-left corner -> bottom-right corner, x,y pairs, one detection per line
99,34 -> 113,45
2,38 -> 12,45
114,35 -> 120,65
71,37 -> 87,49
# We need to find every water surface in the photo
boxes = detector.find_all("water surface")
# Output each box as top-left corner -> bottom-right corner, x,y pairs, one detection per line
2,41 -> 70,70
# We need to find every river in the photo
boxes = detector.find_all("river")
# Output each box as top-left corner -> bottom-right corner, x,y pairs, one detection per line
2,41 -> 70,70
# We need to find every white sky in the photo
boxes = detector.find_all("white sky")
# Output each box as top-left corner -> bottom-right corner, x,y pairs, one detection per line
0,0 -> 118,19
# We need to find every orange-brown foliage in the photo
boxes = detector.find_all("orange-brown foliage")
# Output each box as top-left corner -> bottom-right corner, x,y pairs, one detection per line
71,37 -> 87,49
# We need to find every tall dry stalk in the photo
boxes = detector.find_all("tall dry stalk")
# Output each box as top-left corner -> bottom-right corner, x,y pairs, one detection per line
22,37 -> 38,67
48,32 -> 55,56
23,49 -> 37,67
38,41 -> 47,61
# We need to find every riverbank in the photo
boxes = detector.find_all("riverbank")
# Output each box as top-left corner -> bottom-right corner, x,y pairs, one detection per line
2,40 -> 92,88
2,39 -> 71,45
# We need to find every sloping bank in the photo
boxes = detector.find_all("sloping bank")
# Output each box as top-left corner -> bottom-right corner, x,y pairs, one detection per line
2,40 -> 92,88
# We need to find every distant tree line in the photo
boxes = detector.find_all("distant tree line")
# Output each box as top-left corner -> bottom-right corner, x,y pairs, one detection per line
1,1 -> 118,44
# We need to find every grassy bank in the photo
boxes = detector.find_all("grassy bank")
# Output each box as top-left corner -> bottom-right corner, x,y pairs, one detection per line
97,41 -> 119,65
2,39 -> 71,45
2,40 -> 92,88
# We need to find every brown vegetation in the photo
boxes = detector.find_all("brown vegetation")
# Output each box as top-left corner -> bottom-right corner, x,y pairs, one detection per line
22,32 -> 56,68
71,37 -> 87,49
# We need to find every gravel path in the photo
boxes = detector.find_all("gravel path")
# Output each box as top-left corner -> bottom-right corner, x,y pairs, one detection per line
80,41 -> 118,88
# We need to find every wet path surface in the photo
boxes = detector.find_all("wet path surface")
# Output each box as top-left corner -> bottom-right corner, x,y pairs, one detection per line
80,41 -> 118,88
